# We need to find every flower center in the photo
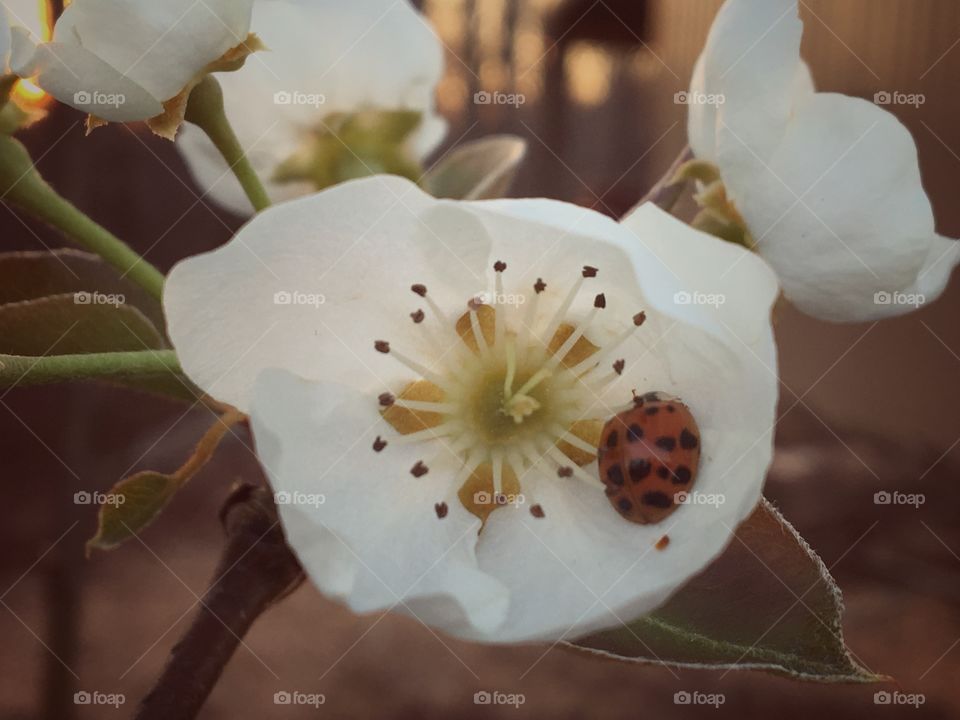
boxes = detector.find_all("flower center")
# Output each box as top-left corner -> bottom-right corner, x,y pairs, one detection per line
373,262 -> 647,524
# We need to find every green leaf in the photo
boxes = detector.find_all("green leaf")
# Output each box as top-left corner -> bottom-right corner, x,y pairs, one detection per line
570,499 -> 885,682
0,249 -> 165,328
87,410 -> 245,552
423,135 -> 527,200
0,293 -> 166,356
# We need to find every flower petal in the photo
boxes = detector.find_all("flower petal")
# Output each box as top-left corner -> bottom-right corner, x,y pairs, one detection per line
250,368 -> 510,636
721,93 -> 958,320
164,176 -> 491,411
178,0 -> 446,214
53,0 -> 254,102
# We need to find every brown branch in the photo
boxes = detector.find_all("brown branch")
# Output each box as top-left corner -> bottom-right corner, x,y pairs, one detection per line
133,484 -> 304,720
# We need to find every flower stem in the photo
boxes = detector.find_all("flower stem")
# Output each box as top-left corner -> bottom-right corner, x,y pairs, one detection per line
0,135 -> 166,300
185,76 -> 271,213
0,350 -> 181,388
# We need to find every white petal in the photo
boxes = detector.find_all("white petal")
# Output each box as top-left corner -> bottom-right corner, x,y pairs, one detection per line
164,176 -> 491,411
12,38 -> 163,120
178,0 -> 446,214
0,9 -> 9,72
53,0 -> 254,102
722,93 -> 958,320
250,369 -> 510,636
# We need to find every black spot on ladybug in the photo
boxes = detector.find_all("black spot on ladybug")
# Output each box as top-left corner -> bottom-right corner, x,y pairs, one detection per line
673,465 -> 692,485
667,405 -> 676,413
629,458 -> 651,482
642,491 -> 673,508
680,428 -> 699,450
656,466 -> 670,479
606,465 -> 625,486
656,436 -> 677,451
606,430 -> 619,448
627,424 -> 644,442
644,406 -> 659,416
617,498 -> 633,513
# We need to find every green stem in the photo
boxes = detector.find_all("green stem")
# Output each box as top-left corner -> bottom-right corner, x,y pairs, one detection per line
0,350 -> 182,387
186,76 -> 271,212
0,135 -> 166,300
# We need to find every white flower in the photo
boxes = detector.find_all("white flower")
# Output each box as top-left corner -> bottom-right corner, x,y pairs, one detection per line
688,0 -> 959,322
9,0 -> 255,131
177,0 -> 446,215
163,176 -> 779,642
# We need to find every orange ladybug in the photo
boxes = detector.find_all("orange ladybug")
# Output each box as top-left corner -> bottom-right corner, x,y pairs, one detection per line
598,392 -> 701,524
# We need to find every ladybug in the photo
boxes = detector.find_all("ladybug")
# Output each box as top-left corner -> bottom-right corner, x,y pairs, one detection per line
597,392 -> 701,524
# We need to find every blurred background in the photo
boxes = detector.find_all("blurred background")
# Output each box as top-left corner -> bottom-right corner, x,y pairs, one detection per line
1,0 -> 958,717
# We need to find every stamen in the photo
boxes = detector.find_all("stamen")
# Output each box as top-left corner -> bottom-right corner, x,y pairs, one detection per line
469,307 -> 492,360
530,504 -> 545,518
392,398 -> 457,414
545,293 -> 606,371
374,341 -> 452,390
554,426 -> 600,457
544,445 -> 601,487
389,425 -> 460,445
503,336 -> 518,397
491,449 -> 505,496
373,436 -> 388,452
412,283 -> 454,329
411,461 -> 429,478
434,501 -> 449,519
518,278 -> 544,362
493,261 -> 507,350
539,267 -> 596,351
410,309 -> 425,324
568,310 -> 646,377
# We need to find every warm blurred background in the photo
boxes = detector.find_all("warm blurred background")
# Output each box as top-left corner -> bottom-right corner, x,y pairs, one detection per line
1,0 -> 958,717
